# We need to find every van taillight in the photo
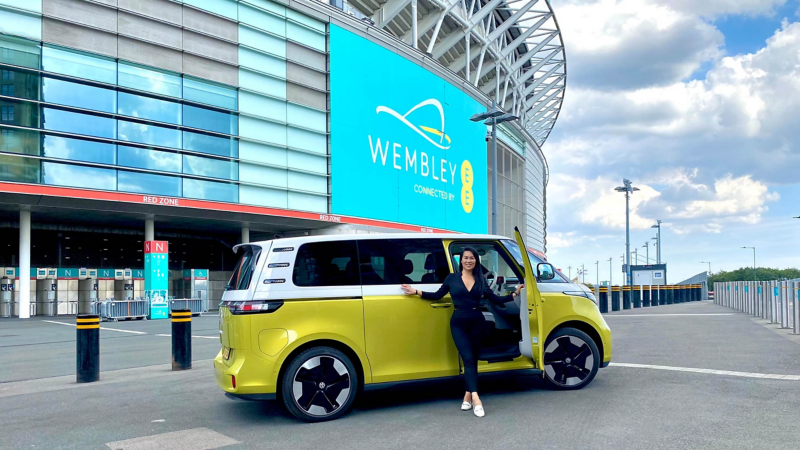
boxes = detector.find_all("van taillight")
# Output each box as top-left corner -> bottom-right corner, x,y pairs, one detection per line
225,300 -> 283,315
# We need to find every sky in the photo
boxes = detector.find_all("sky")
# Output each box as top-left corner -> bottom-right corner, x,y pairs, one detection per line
542,0 -> 800,283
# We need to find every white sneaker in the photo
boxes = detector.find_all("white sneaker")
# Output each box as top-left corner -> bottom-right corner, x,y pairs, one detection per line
473,404 -> 485,418
461,401 -> 473,411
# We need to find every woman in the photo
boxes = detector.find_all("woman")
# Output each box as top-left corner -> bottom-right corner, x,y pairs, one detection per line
401,248 -> 523,418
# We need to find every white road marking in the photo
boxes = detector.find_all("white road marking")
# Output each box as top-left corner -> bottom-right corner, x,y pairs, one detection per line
156,334 -> 218,339
606,314 -> 734,317
151,420 -> 165,423
611,362 -> 800,380
43,320 -> 147,334
106,427 -> 239,450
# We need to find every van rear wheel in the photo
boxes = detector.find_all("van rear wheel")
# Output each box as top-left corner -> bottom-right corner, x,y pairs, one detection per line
280,346 -> 358,422
542,328 -> 599,390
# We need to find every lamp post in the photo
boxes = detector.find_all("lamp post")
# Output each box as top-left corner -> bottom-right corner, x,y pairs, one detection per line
651,220 -> 662,264
568,266 -> 572,280
615,179 -> 639,285
633,248 -> 638,265
608,257 -> 613,287
470,102 -> 518,235
741,247 -> 756,280
701,261 -> 711,275
643,241 -> 649,264
595,261 -> 599,287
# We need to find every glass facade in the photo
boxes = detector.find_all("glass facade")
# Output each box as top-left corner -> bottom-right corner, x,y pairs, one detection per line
0,0 -> 329,213
488,142 -> 527,240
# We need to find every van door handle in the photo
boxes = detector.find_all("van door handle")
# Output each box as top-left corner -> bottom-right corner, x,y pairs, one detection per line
430,303 -> 452,308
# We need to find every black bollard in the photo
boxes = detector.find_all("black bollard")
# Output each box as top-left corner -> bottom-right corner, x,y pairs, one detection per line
643,286 -> 651,307
172,309 -> 192,371
633,286 -> 642,308
623,286 -> 632,309
599,287 -> 609,313
76,314 -> 100,383
611,286 -> 621,311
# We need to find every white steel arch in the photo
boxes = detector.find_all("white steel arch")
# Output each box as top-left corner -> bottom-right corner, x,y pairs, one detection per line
334,0 -> 566,147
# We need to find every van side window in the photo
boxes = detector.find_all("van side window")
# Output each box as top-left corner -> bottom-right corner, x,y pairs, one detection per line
292,241 -> 359,286
357,239 -> 449,285
226,245 -> 262,291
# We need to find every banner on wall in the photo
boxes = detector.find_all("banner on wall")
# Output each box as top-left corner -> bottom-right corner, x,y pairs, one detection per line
329,25 -> 488,234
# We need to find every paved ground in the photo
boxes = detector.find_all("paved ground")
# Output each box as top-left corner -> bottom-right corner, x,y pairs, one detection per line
2,302 -> 800,449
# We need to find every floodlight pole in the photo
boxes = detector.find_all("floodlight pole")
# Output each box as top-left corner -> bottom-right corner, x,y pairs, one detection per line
491,111 -> 498,235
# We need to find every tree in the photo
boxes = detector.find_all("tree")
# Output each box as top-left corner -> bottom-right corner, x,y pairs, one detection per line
708,267 -> 800,285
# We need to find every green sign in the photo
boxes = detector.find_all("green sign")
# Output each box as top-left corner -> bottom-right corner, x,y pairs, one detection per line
144,241 -> 169,320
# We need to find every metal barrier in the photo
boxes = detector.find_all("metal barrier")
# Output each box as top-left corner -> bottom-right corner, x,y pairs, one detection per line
715,280 -> 799,336
100,300 -> 149,322
169,299 -> 207,316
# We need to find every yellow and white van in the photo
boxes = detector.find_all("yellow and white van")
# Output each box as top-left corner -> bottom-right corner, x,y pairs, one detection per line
215,229 -> 611,422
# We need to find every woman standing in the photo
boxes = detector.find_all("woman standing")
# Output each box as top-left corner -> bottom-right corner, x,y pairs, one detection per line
401,248 -> 523,418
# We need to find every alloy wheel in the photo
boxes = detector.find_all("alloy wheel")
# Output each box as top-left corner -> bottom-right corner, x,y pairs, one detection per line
544,335 -> 594,387
292,355 -> 351,417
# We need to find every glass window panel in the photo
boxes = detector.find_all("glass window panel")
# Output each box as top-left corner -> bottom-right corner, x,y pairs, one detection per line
239,24 -> 286,54
42,107 -> 115,138
0,34 -> 41,69
239,69 -> 286,99
239,140 -> 286,166
0,154 -> 39,183
0,0 -> 42,13
42,77 -> 116,113
286,9 -> 325,32
239,116 -> 285,145
182,130 -> 237,157
118,120 -> 180,148
183,77 -> 237,110
287,127 -> 324,153
239,48 -> 286,79
239,162 -> 285,186
118,63 -> 181,98
0,9 -> 41,41
42,162 -> 116,190
183,0 -> 237,20
41,46 -> 116,84
288,171 -> 325,193
287,191 -> 325,213
239,91 -> 285,122
239,5 -> 286,38
239,184 -> 287,208
182,178 -> 238,203
286,23 -> 325,52
1,67 -> 39,100
118,170 -> 182,196
286,103 -> 325,132
117,92 -> 181,125
182,154 -> 238,180
0,127 -> 39,155
183,104 -> 237,135
43,135 -> 115,164
117,145 -> 181,173
1,98 -> 38,127
292,241 -> 359,287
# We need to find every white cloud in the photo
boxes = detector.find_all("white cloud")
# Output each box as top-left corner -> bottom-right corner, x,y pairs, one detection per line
551,0 -> 723,88
659,0 -> 787,17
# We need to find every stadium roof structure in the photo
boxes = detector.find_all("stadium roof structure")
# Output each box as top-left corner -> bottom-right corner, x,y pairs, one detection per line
336,0 -> 567,147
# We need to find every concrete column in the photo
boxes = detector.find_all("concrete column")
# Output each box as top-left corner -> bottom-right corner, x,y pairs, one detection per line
19,210 -> 30,319
241,227 -> 250,244
145,219 -> 154,242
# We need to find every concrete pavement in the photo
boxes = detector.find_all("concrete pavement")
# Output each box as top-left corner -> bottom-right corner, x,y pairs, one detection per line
2,302 -> 800,449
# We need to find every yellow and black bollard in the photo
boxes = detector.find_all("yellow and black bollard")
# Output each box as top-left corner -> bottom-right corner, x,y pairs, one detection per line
172,309 -> 192,371
76,314 -> 100,383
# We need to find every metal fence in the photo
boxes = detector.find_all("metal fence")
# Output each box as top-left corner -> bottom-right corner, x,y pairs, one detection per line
169,299 -> 208,315
713,281 -> 800,335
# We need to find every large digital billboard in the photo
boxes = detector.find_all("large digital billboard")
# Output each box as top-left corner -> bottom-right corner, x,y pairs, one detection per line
330,25 -> 488,234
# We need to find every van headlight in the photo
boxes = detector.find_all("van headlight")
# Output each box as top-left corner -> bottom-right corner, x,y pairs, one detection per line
563,291 -> 597,305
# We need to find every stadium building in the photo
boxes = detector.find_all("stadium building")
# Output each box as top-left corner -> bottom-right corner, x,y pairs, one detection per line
0,0 -> 565,317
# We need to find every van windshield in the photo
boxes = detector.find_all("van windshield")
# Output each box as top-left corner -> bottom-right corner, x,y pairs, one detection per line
226,245 -> 262,291
501,239 -> 568,283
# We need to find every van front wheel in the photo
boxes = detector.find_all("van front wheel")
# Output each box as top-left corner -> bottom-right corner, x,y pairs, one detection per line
280,346 -> 358,422
542,327 -> 600,390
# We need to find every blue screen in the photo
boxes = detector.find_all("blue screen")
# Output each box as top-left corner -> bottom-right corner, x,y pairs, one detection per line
330,25 -> 488,234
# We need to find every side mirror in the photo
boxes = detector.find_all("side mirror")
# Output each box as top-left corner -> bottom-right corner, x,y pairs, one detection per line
537,263 -> 556,281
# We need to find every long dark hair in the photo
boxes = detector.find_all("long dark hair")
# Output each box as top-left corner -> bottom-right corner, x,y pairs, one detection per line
459,247 -> 487,293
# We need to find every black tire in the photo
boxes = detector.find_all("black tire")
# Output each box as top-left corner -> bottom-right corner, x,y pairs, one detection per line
542,327 -> 600,390
280,346 -> 358,422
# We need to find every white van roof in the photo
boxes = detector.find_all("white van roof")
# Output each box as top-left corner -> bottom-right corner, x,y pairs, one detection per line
235,233 -> 515,251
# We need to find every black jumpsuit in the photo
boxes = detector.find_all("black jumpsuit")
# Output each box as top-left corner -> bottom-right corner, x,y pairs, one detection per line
421,273 -> 514,392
